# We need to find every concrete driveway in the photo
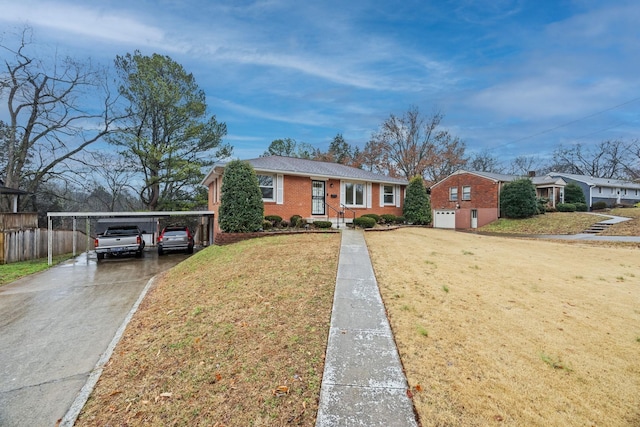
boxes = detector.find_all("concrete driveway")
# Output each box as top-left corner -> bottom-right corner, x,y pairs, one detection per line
0,249 -> 190,427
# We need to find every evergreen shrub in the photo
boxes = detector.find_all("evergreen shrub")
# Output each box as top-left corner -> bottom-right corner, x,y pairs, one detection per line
353,216 -> 376,229
557,203 -> 577,212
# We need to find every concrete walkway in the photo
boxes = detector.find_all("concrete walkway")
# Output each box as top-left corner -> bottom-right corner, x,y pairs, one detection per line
537,213 -> 640,242
316,229 -> 418,426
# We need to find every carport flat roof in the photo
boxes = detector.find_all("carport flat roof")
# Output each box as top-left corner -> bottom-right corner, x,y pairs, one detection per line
47,211 -> 215,218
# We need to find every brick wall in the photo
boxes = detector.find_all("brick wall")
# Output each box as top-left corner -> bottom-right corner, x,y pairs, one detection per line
431,173 -> 500,210
207,174 -> 406,240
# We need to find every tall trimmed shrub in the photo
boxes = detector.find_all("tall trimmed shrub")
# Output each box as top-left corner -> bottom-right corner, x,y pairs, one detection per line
564,182 -> 586,204
403,176 -> 432,225
500,178 -> 538,219
219,160 -> 264,232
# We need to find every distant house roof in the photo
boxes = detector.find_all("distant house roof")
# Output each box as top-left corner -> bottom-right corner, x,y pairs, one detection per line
0,179 -> 29,195
548,172 -> 640,190
430,169 -> 566,189
202,156 -> 408,186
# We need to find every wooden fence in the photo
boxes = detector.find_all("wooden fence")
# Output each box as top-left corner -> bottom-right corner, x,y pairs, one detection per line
0,213 -> 38,231
0,228 -> 93,264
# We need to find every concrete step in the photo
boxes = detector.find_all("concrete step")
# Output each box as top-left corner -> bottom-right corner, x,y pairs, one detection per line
582,222 -> 612,234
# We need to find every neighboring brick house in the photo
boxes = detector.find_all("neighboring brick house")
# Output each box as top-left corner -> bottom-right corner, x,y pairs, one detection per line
202,156 -> 408,235
430,170 -> 566,229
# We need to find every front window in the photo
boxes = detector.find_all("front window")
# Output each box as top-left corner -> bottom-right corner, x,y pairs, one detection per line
449,187 -> 458,201
462,186 -> 471,201
345,182 -> 365,206
383,185 -> 394,205
257,174 -> 274,200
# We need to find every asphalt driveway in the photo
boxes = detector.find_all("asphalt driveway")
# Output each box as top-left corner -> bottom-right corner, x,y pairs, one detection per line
0,249 -> 190,427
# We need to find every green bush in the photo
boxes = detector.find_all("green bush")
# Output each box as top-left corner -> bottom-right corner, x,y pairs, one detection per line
500,179 -> 538,219
564,182 -> 586,204
403,176 -> 431,224
262,220 -> 272,230
395,216 -> 406,224
353,216 -> 376,229
361,213 -> 381,223
313,220 -> 333,229
381,214 -> 397,224
265,215 -> 283,224
219,160 -> 264,232
592,201 -> 607,210
557,203 -> 576,212
290,215 -> 302,227
574,202 -> 588,212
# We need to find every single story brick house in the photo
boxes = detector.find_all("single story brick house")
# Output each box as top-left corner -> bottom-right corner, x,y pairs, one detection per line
429,170 -> 567,229
546,172 -> 640,208
202,156 -> 408,234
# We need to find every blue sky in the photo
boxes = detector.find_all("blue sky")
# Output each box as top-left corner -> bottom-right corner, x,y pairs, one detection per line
2,0 -> 639,165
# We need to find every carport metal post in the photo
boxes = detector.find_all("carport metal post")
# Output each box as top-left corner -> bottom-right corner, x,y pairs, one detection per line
48,215 -> 53,266
72,216 -> 77,257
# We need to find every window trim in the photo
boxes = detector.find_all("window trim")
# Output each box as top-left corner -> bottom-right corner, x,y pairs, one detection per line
449,187 -> 458,201
462,185 -> 471,201
382,184 -> 395,205
342,181 -> 367,207
257,174 -> 275,201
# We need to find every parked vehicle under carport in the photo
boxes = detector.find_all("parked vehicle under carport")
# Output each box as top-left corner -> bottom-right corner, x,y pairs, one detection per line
94,225 -> 146,260
157,226 -> 194,255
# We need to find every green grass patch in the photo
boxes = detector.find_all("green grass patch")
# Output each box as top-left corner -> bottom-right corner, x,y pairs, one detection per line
540,352 -> 573,372
0,254 -> 75,286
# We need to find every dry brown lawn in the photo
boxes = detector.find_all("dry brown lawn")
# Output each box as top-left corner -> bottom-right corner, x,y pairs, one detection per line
366,228 -> 640,427
76,233 -> 340,426
602,207 -> 640,236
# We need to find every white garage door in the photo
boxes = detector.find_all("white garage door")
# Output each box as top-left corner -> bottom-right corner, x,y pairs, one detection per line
434,210 -> 456,229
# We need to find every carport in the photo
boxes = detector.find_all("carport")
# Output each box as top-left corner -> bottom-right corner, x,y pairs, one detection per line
46,211 -> 215,265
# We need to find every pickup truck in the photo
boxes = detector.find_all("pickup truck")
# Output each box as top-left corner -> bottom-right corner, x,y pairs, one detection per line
94,225 -> 145,260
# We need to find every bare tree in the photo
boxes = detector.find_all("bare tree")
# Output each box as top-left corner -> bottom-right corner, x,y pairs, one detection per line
551,140 -> 631,179
507,155 -> 545,176
625,139 -> 640,180
369,106 -> 466,183
467,149 -> 505,173
71,151 -> 142,211
0,27 -> 121,211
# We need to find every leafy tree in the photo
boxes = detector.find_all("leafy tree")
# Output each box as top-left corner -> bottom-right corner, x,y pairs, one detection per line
369,106 -> 466,184
327,133 -> 352,164
403,175 -> 432,225
0,27 -> 120,212
262,138 -> 313,158
500,179 -> 538,219
218,160 -> 264,232
563,182 -> 586,204
112,51 -> 231,211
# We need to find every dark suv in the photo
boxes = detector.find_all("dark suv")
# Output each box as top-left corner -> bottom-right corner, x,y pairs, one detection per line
157,226 -> 194,255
